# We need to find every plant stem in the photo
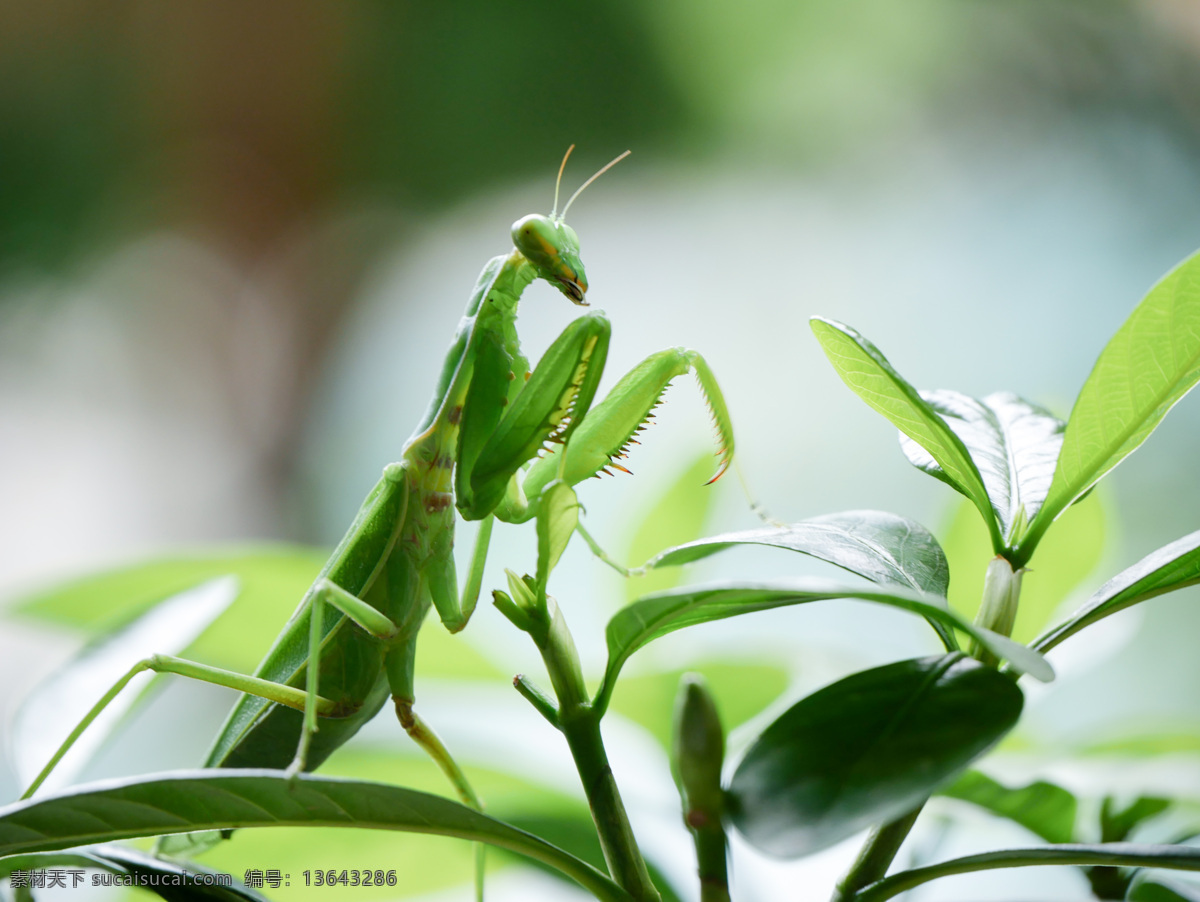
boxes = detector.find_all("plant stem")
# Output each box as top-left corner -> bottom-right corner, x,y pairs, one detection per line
692,826 -> 730,902
831,803 -> 924,902
970,556 -> 1022,666
533,597 -> 662,902
560,713 -> 660,901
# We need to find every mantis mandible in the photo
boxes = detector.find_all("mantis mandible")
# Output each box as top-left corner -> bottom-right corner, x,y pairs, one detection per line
23,148 -> 737,825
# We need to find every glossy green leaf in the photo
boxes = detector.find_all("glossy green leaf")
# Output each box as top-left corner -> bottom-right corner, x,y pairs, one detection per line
188,750 -> 589,900
728,654 -> 1023,858
595,578 -> 1052,712
811,317 -> 1001,550
1023,250 -> 1200,559
643,510 -> 949,596
1033,529 -> 1200,654
189,750 -> 592,899
0,770 -> 631,902
856,844 -> 1200,902
941,770 -> 1077,844
11,577 -> 239,795
900,391 -> 1064,546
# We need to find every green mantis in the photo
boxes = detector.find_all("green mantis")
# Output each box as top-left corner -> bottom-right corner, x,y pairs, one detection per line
22,148 -> 737,833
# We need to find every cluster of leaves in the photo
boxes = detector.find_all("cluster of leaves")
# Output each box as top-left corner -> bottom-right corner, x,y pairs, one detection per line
5,250 -> 1200,901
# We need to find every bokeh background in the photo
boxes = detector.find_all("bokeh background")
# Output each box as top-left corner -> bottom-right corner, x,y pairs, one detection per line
4,2 -> 1200,899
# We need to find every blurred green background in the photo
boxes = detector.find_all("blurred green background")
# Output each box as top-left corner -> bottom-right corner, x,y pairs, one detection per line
5,2 -> 1200,899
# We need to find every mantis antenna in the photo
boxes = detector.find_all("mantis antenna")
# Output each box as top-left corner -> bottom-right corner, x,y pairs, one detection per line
551,144 -> 576,220
557,149 -> 632,223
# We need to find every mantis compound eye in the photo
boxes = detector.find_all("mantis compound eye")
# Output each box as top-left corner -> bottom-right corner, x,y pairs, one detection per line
512,214 -> 589,304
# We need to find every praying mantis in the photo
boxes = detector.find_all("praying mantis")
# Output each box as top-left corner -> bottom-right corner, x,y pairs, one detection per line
22,149 -> 737,834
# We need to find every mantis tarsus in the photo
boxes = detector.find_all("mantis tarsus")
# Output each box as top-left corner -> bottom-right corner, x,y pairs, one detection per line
23,148 -> 737,870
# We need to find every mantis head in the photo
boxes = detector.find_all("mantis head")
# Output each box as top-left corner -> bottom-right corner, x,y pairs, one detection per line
512,214 -> 588,305
511,147 -> 631,306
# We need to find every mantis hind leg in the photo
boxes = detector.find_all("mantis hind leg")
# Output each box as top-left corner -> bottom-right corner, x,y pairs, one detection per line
388,642 -> 487,901
23,654 -> 337,801
286,578 -> 401,778
393,694 -> 482,811
385,630 -> 481,808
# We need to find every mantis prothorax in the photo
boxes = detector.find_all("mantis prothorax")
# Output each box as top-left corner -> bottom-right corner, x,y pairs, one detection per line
23,148 -> 737,829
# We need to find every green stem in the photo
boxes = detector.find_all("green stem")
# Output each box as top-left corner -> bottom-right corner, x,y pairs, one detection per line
855,844 -> 1200,902
534,598 -> 661,902
559,714 -> 659,900
969,557 -> 1022,666
831,804 -> 923,902
692,826 -> 730,902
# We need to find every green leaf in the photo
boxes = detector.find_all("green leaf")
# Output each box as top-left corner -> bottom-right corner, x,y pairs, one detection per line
13,547 -> 325,635
99,846 -> 270,900
1129,872 -> 1200,902
185,749 -> 590,899
1033,529 -> 1200,654
11,577 -> 239,795
1023,250 -> 1200,560
0,850 -> 121,877
856,844 -> 1200,902
0,771 -> 631,902
594,578 -> 1053,713
644,510 -> 949,596
1103,796 -> 1173,843
12,546 -> 328,671
900,391 -> 1064,546
940,770 -> 1077,844
727,654 -> 1023,858
0,847 -> 271,901
189,750 -> 591,899
624,451 -> 725,603
810,317 -> 1001,550
536,480 -> 579,593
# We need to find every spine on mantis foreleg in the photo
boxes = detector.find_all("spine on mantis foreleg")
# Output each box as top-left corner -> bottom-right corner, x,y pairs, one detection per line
514,347 -> 737,514
458,312 -> 612,521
